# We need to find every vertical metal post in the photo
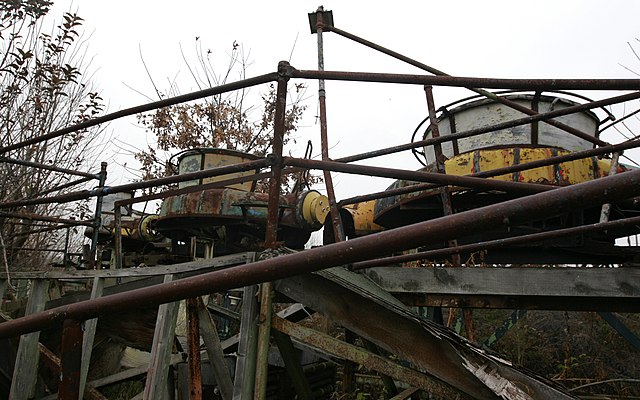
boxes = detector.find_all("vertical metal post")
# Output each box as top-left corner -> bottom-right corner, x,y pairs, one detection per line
89,162 -> 107,269
315,7 -> 345,242
63,226 -> 70,267
187,297 -> 203,400
599,152 -> 621,223
255,61 -> 290,400
114,202 -> 123,269
58,319 -> 84,400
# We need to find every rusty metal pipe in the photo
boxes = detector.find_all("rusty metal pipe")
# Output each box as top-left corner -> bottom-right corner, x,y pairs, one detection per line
322,26 -> 611,146
351,215 -> 640,269
338,138 -> 640,206
114,172 -> 271,207
33,176 -> 95,199
255,62 -> 290,400
289,68 -> 640,92
0,211 -> 94,227
2,168 -> 640,339
0,157 -> 99,179
0,73 -> 278,155
0,158 -> 271,209
315,9 -> 346,243
337,91 -> 640,164
283,157 -> 553,194
58,319 -> 83,400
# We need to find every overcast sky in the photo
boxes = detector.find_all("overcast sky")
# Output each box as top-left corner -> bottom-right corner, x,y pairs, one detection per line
50,1 -> 640,200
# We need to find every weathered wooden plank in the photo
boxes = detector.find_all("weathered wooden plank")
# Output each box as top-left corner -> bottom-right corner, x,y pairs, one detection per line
9,279 -> 47,400
389,387 -> 420,400
196,297 -> 233,400
79,276 -> 105,396
0,278 -> 7,303
272,316 -> 471,400
272,329 -> 314,400
232,284 -> 259,400
363,266 -> 640,298
143,274 -> 180,400
2,252 -> 252,280
276,268 -> 577,400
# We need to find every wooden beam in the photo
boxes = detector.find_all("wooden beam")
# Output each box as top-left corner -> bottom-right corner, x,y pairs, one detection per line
272,316 -> 468,399
9,279 -> 47,400
79,276 -> 105,396
232,284 -> 259,400
272,329 -> 314,400
143,274 -> 180,400
276,268 -> 576,399
2,252 -> 252,280
363,266 -> 640,299
368,266 -> 640,311
196,297 -> 233,400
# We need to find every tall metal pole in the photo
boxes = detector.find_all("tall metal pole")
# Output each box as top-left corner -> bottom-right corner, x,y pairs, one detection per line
254,61 -> 291,400
89,162 -> 107,269
315,7 -> 345,243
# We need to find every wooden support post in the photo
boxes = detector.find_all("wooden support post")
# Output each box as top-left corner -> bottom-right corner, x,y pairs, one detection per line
9,279 -> 47,400
341,330 -> 356,395
196,297 -> 233,400
0,278 -> 7,306
143,274 -> 180,400
232,284 -> 259,400
389,387 -> 420,400
79,276 -> 104,396
361,339 -> 399,396
59,319 -> 84,400
272,329 -> 314,400
254,282 -> 273,400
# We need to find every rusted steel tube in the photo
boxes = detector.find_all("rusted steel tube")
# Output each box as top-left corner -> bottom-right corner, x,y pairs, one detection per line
0,73 -> 278,155
34,176 -> 95,198
255,62 -> 290,400
351,214 -> 640,270
0,157 -> 99,179
283,157 -> 553,194
58,319 -> 83,400
289,68 -> 640,92
2,168 -> 640,339
316,10 -> 346,243
321,26 -> 610,146
114,172 -> 271,206
337,91 -> 640,164
264,62 -> 290,248
338,138 -> 640,206
0,158 -> 272,208
89,162 -> 108,269
186,297 -> 203,400
0,211 -> 94,227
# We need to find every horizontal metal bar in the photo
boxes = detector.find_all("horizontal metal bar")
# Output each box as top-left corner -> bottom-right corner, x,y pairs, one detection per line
115,171 -> 272,207
289,67 -> 640,91
0,158 -> 272,209
0,211 -> 94,227
351,214 -> 640,269
283,157 -> 552,194
339,138 -> 640,206
0,73 -> 278,155
1,167 -> 639,339
0,157 -> 99,179
337,91 -> 640,164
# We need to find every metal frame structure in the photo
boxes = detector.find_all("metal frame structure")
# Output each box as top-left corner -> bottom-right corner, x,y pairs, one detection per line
1,7 -> 640,400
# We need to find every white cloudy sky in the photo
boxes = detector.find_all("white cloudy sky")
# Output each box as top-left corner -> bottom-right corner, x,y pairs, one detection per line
50,0 -> 640,199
